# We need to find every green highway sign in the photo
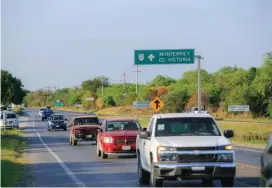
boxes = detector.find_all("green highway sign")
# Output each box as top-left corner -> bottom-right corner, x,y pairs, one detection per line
134,49 -> 195,65
55,100 -> 63,107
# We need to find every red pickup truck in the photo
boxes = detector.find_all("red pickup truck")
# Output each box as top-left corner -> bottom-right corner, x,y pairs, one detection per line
69,115 -> 100,146
96,118 -> 142,159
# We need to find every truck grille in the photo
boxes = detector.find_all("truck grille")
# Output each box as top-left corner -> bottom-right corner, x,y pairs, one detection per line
178,154 -> 216,163
82,128 -> 98,135
176,146 -> 216,151
115,138 -> 136,145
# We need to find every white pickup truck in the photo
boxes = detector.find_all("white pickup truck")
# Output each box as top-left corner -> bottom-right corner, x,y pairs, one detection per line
136,113 -> 236,187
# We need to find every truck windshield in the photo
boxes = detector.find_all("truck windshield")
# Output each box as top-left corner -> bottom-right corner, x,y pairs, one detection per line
7,114 -> 17,119
155,117 -> 221,137
74,117 -> 99,125
106,121 -> 141,131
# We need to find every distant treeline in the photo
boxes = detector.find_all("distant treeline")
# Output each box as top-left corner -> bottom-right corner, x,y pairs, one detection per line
24,52 -> 272,118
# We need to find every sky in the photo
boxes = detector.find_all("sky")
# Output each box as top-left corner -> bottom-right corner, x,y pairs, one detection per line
1,0 -> 272,91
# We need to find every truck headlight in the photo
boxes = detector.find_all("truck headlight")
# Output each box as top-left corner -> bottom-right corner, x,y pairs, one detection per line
217,144 -> 233,150
217,153 -> 233,162
157,146 -> 178,161
103,137 -> 114,143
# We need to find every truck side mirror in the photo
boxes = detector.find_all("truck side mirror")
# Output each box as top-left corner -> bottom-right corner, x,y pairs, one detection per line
139,131 -> 149,139
224,130 -> 234,138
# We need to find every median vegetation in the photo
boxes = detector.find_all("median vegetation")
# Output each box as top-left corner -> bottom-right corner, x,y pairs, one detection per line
1,129 -> 28,187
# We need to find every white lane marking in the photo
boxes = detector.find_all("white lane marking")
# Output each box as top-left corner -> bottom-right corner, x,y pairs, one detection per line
50,179 -> 137,187
234,147 -> 263,153
30,113 -> 86,187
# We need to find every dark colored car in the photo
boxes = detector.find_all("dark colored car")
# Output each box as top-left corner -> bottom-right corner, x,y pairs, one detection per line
47,114 -> 68,131
41,108 -> 54,121
69,115 -> 100,146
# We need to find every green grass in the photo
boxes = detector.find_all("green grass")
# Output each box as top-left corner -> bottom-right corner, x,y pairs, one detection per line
1,129 -> 28,187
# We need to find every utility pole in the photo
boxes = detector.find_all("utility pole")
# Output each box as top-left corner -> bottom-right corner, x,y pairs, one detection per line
121,72 -> 127,97
133,66 -> 141,120
133,65 -> 141,96
195,55 -> 204,113
44,85 -> 58,106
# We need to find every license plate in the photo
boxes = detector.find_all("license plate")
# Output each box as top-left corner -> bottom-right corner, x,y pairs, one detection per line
56,125 -> 59,127
86,135 -> 92,138
122,146 -> 131,151
191,166 -> 205,171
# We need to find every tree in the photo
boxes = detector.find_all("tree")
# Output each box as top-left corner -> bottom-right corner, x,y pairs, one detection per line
81,76 -> 109,93
148,75 -> 176,87
1,70 -> 26,105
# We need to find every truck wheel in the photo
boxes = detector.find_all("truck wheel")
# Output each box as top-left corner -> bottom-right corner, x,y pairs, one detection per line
41,117 -> 44,121
202,179 -> 213,187
96,145 -> 101,157
221,177 -> 234,187
150,161 -> 163,187
101,150 -> 108,159
72,137 -> 77,146
137,154 -> 150,185
63,127 -> 67,131
48,128 -> 51,131
69,136 -> 72,145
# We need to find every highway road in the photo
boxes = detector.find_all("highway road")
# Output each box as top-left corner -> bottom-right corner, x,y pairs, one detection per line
18,108 -> 263,187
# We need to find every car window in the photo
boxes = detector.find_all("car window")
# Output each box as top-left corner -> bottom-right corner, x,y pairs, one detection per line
106,121 -> 141,131
50,115 -> 64,120
155,117 -> 221,137
7,114 -> 17,119
39,108 -> 46,111
74,117 -> 99,125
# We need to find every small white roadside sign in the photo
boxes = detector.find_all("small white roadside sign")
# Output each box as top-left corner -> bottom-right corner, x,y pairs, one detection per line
85,97 -> 94,101
228,105 -> 249,112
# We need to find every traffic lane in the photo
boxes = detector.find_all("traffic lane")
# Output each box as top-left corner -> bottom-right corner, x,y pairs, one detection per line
20,116 -> 76,187
26,110 -> 260,187
234,148 -> 262,167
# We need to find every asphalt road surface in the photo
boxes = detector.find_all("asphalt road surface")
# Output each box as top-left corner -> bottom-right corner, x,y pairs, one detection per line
18,109 -> 263,187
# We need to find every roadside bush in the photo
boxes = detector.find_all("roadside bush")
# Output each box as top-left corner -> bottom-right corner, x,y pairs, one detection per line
12,107 -> 23,115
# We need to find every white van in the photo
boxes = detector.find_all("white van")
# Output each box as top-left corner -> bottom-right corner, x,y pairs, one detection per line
0,110 -> 19,129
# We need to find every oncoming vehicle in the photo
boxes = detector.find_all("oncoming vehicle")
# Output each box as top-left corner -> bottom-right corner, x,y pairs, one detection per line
40,108 -> 54,121
0,110 -> 19,129
38,108 -> 46,117
69,115 -> 100,146
136,113 -> 235,187
97,118 -> 142,159
47,114 -> 68,131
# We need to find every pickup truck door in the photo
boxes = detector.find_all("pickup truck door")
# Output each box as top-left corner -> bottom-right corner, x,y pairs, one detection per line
142,118 -> 155,171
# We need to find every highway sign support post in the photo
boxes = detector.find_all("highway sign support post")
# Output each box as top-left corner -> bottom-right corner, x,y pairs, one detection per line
195,55 -> 204,113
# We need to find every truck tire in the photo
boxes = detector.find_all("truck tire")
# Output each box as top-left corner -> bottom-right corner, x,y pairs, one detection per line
150,161 -> 163,187
202,179 -> 213,187
72,137 -> 77,146
96,144 -> 101,157
42,117 -> 44,121
63,127 -> 67,131
221,177 -> 234,187
101,150 -> 108,159
137,154 -> 150,185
